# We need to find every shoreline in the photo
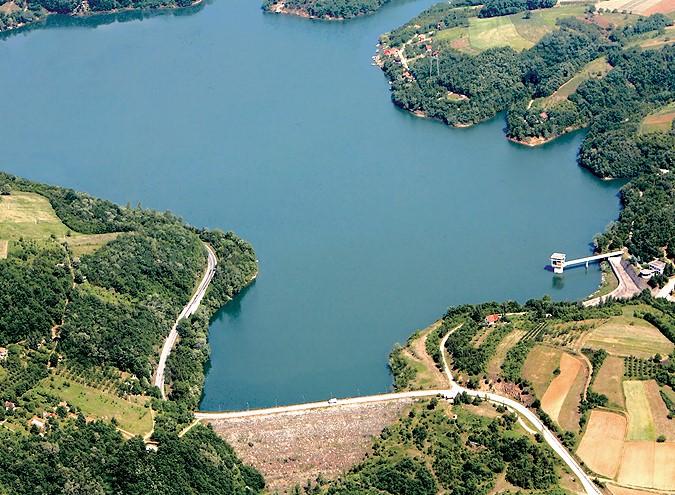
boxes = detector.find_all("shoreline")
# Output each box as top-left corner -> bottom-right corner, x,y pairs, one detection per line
0,0 -> 204,35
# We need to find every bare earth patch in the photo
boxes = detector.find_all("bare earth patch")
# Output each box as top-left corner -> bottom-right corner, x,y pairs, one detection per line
541,352 -> 585,429
576,409 -> 626,478
593,355 -> 625,408
0,239 -> 7,259
205,399 -> 413,492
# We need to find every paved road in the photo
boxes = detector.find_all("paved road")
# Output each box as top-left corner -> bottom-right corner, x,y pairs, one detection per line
195,389 -> 454,419
154,243 -> 217,399
439,325 -> 601,495
197,321 -> 601,495
584,255 -> 642,307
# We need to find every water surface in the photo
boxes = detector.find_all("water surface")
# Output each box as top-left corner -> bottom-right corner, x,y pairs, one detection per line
0,0 -> 621,410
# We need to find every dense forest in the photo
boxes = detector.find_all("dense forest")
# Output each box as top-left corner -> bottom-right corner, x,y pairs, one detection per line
0,173 -> 261,492
0,420 -> 264,494
261,0 -> 387,19
328,398 -> 565,495
0,0 -> 198,33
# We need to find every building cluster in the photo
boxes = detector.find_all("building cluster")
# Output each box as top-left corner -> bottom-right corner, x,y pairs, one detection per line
639,259 -> 667,279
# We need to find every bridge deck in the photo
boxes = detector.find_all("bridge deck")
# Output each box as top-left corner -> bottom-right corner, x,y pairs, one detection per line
563,250 -> 623,267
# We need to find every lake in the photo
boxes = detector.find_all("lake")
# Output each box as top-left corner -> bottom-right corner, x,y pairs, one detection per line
0,0 -> 621,410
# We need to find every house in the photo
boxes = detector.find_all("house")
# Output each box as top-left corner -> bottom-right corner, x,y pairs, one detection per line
4,401 -> 15,412
0,347 -> 7,361
29,417 -> 45,431
485,314 -> 501,326
640,268 -> 655,279
648,259 -> 667,275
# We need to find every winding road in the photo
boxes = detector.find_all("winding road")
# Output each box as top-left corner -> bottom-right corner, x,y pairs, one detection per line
154,243 -> 217,399
197,322 -> 602,495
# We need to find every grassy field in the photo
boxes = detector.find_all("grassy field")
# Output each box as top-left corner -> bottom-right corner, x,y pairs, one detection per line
624,380 -> 657,441
487,329 -> 525,378
585,315 -> 673,358
0,192 -> 71,240
0,191 -> 119,256
66,232 -> 120,257
538,56 -> 612,108
37,374 -> 153,437
593,355 -> 625,408
468,16 -> 534,51
432,5 -> 586,52
522,345 -> 562,398
639,101 -> 675,134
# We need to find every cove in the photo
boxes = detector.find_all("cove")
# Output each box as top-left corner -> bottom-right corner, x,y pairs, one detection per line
0,0 -> 620,411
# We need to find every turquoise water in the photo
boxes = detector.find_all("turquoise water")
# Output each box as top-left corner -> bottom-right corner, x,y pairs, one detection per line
0,0 -> 620,410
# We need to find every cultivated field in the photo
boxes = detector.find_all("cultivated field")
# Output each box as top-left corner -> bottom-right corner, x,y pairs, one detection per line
585,316 -> 673,358
205,399 -> 413,492
37,374 -> 153,437
596,0 -> 675,14
624,380 -> 657,440
639,102 -> 675,134
644,380 -> 675,440
592,355 -> 625,408
617,441 -> 675,490
522,345 -> 562,398
576,409 -> 627,478
540,352 -> 586,430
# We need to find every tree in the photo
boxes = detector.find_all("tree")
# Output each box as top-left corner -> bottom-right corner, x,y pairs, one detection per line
0,184 -> 11,196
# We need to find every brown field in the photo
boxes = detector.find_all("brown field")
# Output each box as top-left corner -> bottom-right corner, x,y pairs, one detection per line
577,410 -> 627,478
608,485 -> 661,495
592,355 -> 625,408
0,239 -> 7,259
596,0 -> 674,14
585,316 -> 673,358
522,345 -> 562,399
639,102 -> 675,134
487,329 -> 525,378
644,380 -> 675,440
472,326 -> 495,348
540,352 -> 586,430
205,400 -> 413,492
617,441 -> 675,490
557,354 -> 588,431
645,0 -> 675,13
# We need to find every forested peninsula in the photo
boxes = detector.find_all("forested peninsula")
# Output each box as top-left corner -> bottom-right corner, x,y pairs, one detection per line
0,172 -> 263,493
0,0 -> 200,33
377,3 -> 675,264
261,0 -> 388,20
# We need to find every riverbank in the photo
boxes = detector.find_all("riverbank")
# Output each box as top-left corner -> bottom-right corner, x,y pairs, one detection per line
261,0 -> 389,20
0,0 -> 203,34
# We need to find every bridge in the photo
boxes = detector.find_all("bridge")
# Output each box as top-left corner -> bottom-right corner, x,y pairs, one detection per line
550,250 -> 624,274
